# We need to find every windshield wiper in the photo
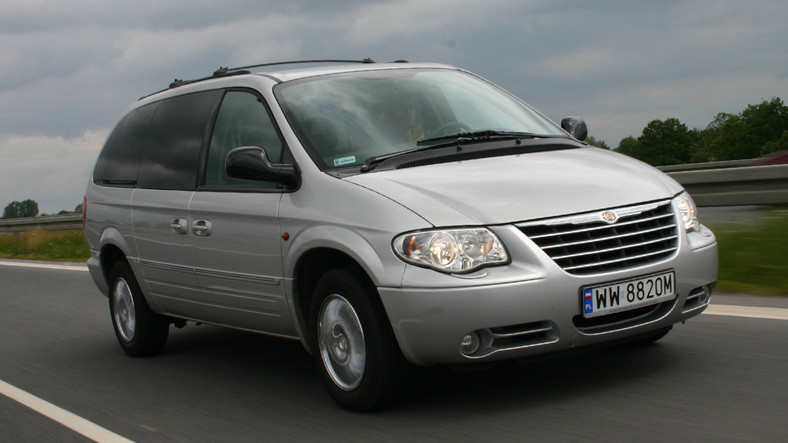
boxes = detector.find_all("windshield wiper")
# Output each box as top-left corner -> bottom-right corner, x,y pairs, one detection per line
416,130 -> 542,146
360,131 -> 559,173
361,144 -> 445,172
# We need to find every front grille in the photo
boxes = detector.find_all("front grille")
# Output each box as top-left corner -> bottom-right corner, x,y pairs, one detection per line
517,201 -> 679,275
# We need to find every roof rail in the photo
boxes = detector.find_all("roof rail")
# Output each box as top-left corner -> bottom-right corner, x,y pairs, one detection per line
213,58 -> 376,77
145,58 -> 388,100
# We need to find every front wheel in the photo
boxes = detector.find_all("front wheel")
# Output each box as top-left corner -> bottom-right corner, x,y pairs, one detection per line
310,269 -> 402,411
109,261 -> 169,357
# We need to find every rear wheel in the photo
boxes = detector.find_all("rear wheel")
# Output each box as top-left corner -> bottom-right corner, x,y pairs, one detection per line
310,268 -> 402,411
109,261 -> 169,356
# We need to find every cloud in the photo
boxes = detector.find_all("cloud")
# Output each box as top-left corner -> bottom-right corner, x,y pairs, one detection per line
0,130 -> 106,214
0,0 -> 787,212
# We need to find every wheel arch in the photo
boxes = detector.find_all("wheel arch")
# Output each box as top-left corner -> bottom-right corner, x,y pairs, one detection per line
284,225 -> 406,353
88,226 -> 136,296
100,244 -> 128,287
292,247 -> 391,355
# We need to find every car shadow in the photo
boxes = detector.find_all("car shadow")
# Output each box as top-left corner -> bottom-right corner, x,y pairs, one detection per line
152,323 -> 680,414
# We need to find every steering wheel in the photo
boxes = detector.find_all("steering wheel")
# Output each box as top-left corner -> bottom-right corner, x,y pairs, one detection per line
427,121 -> 472,139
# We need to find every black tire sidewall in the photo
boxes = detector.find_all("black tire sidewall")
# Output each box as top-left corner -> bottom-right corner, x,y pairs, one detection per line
309,268 -> 400,411
108,261 -> 169,357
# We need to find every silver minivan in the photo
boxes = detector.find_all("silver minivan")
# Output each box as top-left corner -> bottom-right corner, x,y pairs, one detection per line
84,60 -> 718,410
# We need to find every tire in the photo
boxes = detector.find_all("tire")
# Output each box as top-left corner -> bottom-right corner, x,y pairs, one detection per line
310,268 -> 402,411
108,261 -> 169,357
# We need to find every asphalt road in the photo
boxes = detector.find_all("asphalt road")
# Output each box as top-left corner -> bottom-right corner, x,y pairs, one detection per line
1,260 -> 786,442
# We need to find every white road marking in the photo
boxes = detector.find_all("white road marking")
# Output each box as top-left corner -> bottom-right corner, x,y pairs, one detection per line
0,379 -> 134,443
703,304 -> 788,321
0,259 -> 88,272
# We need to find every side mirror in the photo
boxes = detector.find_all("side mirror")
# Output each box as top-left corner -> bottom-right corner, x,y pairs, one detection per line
226,147 -> 299,189
561,117 -> 588,141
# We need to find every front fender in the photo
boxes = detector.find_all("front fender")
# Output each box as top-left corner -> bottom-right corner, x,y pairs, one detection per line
284,224 -> 407,287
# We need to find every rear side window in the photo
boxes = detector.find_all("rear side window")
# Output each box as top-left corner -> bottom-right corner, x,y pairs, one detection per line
93,103 -> 155,185
137,90 -> 222,190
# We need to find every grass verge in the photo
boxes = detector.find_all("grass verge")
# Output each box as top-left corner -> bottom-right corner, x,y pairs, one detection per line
0,229 -> 90,262
0,211 -> 786,295
710,208 -> 788,295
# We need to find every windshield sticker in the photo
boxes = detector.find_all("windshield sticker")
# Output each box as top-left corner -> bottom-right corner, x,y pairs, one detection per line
333,156 -> 356,166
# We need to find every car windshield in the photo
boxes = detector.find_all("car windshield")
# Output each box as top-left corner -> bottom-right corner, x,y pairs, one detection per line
275,68 -> 567,170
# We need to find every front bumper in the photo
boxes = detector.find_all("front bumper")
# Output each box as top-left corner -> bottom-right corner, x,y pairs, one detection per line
378,225 -> 718,366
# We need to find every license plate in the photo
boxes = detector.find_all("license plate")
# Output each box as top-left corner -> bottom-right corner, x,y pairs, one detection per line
582,270 -> 676,318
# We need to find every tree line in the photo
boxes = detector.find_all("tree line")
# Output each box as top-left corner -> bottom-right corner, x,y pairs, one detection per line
586,97 -> 788,166
2,200 -> 82,219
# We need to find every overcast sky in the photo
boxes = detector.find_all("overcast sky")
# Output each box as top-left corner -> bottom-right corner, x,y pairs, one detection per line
1,0 -> 786,214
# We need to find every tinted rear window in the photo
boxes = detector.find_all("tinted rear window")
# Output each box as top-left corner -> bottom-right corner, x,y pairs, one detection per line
137,90 -> 222,190
93,103 -> 155,185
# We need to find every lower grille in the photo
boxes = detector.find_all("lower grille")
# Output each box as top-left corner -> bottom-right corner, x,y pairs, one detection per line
682,285 -> 713,313
573,298 -> 677,334
471,321 -> 558,358
488,321 -> 555,351
517,201 -> 679,275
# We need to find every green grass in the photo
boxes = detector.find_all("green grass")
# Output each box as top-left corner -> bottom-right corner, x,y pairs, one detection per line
710,208 -> 788,295
0,229 -> 90,262
1,213 -> 786,295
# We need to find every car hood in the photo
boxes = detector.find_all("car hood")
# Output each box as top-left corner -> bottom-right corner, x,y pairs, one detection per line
344,147 -> 683,226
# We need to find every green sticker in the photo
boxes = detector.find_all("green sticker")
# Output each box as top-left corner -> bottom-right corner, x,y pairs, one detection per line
333,156 -> 356,166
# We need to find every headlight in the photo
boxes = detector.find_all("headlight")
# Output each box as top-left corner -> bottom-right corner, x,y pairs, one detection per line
674,192 -> 699,232
393,228 -> 508,273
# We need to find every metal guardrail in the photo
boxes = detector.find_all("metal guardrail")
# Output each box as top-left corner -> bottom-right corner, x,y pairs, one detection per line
658,159 -> 753,172
1,162 -> 786,232
665,164 -> 788,207
0,214 -> 82,233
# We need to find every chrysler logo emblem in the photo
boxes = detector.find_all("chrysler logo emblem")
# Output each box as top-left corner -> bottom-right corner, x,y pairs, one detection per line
601,211 -> 618,223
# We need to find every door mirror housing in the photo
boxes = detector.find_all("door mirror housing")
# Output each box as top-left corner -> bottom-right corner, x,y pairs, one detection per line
561,117 -> 588,141
226,147 -> 299,189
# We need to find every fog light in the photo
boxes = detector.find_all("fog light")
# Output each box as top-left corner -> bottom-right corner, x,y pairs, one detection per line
699,285 -> 712,304
459,332 -> 480,356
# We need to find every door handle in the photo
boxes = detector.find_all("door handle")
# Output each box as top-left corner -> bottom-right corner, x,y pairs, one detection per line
170,218 -> 188,235
191,219 -> 212,237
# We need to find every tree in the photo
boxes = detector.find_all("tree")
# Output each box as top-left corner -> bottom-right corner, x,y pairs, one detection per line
706,98 -> 788,160
760,130 -> 788,155
2,199 -> 40,219
615,119 -> 695,166
585,136 -> 610,150
614,97 -> 787,165
639,118 -> 696,166
691,112 -> 731,162
615,136 -> 639,156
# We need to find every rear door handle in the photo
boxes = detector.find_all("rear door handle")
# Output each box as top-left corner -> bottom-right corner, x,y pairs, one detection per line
191,219 -> 212,237
170,218 -> 188,235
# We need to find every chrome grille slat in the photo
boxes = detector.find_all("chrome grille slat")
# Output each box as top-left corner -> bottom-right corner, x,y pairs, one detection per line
540,223 -> 677,250
518,201 -> 679,275
552,235 -> 679,260
562,247 -> 677,271
490,325 -> 552,339
528,213 -> 675,240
